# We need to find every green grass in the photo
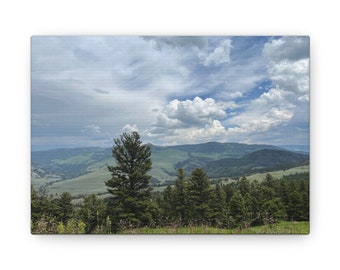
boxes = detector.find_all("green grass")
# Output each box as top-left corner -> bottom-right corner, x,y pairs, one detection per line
31,176 -> 62,189
53,154 -> 93,165
245,165 -> 309,182
32,164 -> 309,197
235,221 -> 309,234
121,221 -> 309,234
190,152 -> 222,160
150,149 -> 189,181
46,166 -> 111,196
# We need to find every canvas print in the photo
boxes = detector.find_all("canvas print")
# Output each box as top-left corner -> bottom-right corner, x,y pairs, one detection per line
31,36 -> 310,234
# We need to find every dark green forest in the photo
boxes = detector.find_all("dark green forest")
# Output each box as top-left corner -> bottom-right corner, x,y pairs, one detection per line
31,132 -> 309,234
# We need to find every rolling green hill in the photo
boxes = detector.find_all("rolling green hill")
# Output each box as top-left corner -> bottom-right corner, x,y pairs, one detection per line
204,149 -> 309,178
31,142 -> 309,196
150,142 -> 281,178
31,147 -> 112,179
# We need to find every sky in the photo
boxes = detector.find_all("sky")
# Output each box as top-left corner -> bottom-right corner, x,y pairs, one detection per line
31,36 -> 309,151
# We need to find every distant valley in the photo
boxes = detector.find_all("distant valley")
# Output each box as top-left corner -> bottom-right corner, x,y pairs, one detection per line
31,142 -> 309,196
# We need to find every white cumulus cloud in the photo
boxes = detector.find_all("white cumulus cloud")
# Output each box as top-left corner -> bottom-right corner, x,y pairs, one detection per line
146,97 -> 229,144
227,108 -> 293,136
153,97 -> 227,128
225,87 -> 296,141
179,120 -> 227,142
122,124 -> 139,133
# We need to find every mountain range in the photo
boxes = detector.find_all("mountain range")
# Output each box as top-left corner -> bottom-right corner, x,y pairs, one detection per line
31,142 -> 309,196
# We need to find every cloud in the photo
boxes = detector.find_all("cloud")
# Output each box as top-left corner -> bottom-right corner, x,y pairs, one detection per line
145,97 -> 229,144
122,124 -> 139,133
195,37 -> 270,102
73,47 -> 99,63
267,58 -> 309,94
32,37 -> 170,145
263,36 -> 309,62
254,88 -> 295,109
224,87 -> 295,140
227,108 -> 293,135
144,36 -> 207,49
146,120 -> 228,145
178,120 -> 227,142
93,88 -> 110,94
152,97 -> 227,128
81,124 -> 101,135
222,36 -> 309,144
202,39 -> 232,67
31,36 -> 309,149
263,36 -> 310,96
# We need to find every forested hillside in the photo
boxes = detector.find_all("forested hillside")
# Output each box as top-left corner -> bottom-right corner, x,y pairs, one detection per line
204,149 -> 309,178
31,132 -> 309,234
31,170 -> 309,234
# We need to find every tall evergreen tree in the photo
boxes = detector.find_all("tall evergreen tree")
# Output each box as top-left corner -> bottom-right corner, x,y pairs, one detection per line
172,168 -> 188,224
278,180 -> 290,207
249,180 -> 262,226
31,186 -> 50,223
263,173 -> 276,189
223,183 -> 235,203
51,192 -> 74,224
229,191 -> 246,227
300,191 -> 309,220
160,185 -> 175,221
210,182 -> 227,227
238,176 -> 250,197
287,191 -> 304,221
187,168 -> 212,225
105,132 -> 153,228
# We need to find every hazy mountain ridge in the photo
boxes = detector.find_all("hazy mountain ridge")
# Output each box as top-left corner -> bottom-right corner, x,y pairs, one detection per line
31,142 -> 309,189
151,142 -> 282,157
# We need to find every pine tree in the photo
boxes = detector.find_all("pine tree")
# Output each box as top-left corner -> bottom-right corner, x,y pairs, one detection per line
51,192 -> 74,224
79,194 -> 106,233
105,132 -> 153,228
31,185 -> 54,232
238,176 -> 250,197
210,182 -> 227,227
249,180 -> 262,226
263,173 -> 276,189
262,198 -> 287,224
160,185 -> 174,221
278,180 -> 290,207
172,168 -> 188,224
31,186 -> 50,223
301,191 -> 309,221
187,168 -> 212,225
229,191 -> 246,228
287,191 -> 304,221
223,183 -> 235,203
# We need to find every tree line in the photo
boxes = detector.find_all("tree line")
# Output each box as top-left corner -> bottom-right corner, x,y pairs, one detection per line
31,132 -> 309,234
155,169 -> 309,229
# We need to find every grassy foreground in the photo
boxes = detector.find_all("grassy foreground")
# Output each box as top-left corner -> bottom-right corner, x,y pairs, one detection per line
121,221 -> 309,234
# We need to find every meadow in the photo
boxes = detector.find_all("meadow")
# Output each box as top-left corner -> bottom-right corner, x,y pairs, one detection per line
122,221 -> 309,235
245,165 -> 309,182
